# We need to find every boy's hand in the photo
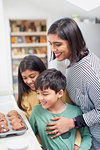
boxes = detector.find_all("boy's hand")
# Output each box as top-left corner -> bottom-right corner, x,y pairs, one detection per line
74,144 -> 79,150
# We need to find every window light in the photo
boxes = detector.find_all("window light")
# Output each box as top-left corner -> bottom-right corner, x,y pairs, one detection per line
66,0 -> 100,11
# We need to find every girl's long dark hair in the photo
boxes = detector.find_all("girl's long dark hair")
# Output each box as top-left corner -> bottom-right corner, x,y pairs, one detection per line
48,17 -> 89,67
17,55 -> 46,110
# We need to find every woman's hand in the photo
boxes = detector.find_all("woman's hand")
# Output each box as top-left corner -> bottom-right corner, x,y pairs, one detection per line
45,116 -> 75,139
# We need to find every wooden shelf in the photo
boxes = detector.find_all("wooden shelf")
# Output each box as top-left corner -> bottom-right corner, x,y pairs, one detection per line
14,89 -> 18,94
11,43 -> 47,48
11,31 -> 47,36
13,72 -> 18,76
12,54 -> 46,59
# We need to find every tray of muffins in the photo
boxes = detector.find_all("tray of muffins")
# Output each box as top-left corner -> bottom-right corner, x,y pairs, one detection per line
0,110 -> 28,138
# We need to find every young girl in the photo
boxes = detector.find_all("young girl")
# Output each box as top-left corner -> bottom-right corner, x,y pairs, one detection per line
17,55 -> 46,119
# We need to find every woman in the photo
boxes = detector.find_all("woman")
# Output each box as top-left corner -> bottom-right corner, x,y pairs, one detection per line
17,55 -> 46,119
45,17 -> 100,150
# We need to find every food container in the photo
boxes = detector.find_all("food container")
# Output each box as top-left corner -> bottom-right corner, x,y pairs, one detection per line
72,14 -> 81,22
0,114 -> 28,138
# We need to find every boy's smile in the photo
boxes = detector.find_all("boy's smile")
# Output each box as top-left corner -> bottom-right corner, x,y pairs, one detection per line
36,88 -> 66,114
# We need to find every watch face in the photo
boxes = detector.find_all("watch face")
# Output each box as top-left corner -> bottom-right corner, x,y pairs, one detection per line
73,118 -> 78,128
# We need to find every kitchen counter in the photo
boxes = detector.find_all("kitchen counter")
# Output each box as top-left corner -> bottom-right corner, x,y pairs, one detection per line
0,95 -> 42,150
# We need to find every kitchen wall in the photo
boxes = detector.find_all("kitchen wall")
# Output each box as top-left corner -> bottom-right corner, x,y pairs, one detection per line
0,0 -> 12,95
78,22 -> 100,58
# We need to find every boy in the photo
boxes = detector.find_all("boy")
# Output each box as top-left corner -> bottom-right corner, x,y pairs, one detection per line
29,68 -> 91,150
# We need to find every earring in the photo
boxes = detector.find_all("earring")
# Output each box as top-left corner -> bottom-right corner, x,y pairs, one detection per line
59,95 -> 62,98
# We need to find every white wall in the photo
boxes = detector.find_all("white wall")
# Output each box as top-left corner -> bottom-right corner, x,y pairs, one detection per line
3,0 -> 50,20
78,22 -> 100,58
0,0 -> 13,95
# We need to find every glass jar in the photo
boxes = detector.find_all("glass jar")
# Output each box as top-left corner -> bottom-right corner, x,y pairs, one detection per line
72,14 -> 80,22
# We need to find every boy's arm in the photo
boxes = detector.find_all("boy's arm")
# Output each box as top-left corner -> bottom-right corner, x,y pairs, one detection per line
78,126 -> 92,150
29,109 -> 37,134
74,129 -> 81,148
29,109 -> 43,149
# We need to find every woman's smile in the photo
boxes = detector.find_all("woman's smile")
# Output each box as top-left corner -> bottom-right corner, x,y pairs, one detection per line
55,52 -> 62,58
48,34 -> 72,61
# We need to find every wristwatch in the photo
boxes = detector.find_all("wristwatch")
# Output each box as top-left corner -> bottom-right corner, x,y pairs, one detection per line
73,118 -> 79,128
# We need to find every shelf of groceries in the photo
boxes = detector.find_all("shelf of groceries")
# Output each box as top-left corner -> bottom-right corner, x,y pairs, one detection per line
10,19 -> 47,98
11,30 -> 47,56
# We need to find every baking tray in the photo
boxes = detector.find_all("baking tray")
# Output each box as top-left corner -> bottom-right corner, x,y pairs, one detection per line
0,114 -> 28,138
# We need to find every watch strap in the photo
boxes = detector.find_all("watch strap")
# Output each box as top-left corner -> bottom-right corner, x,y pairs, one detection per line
73,118 -> 79,128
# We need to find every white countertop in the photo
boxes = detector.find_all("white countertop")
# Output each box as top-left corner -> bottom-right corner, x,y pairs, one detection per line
0,95 -> 42,150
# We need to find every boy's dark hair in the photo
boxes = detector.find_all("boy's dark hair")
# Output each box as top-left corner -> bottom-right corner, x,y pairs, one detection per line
48,17 -> 89,67
35,68 -> 66,93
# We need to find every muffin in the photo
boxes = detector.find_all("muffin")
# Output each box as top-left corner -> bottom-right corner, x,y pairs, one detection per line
0,117 -> 8,126
7,110 -> 18,117
10,118 -> 22,125
12,122 -> 26,131
0,125 -> 9,133
0,121 -> 8,126
9,115 -> 20,121
0,112 -> 5,118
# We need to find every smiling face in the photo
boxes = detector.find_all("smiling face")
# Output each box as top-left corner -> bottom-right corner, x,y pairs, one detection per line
21,69 -> 40,90
36,88 -> 64,112
48,34 -> 72,61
